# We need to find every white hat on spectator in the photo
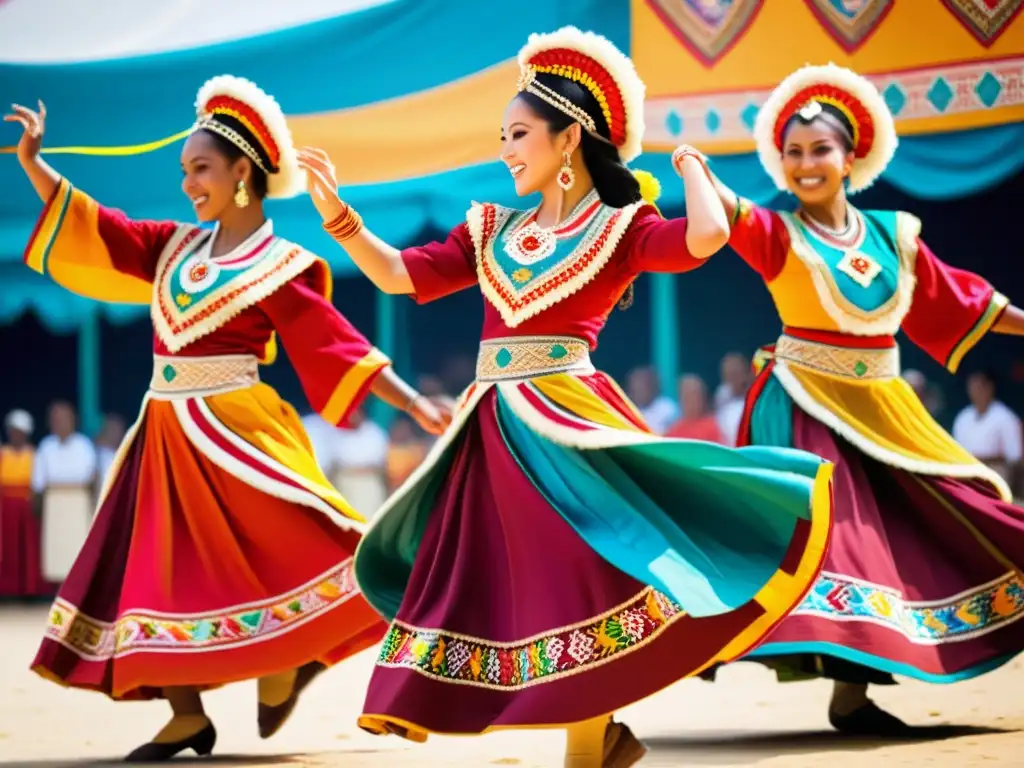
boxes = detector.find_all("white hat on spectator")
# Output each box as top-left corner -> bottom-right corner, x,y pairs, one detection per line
5,409 -> 34,435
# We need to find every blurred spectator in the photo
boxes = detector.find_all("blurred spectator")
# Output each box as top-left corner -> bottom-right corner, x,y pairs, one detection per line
902,368 -> 945,422
331,406 -> 389,519
94,413 -> 127,497
0,410 -> 47,598
626,365 -> 679,435
386,416 -> 430,493
666,375 -> 725,443
31,400 -> 96,584
952,370 -> 1022,490
714,352 -> 751,447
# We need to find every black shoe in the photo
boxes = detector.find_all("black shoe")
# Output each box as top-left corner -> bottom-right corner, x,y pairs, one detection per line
829,702 -> 910,736
124,723 -> 216,762
258,661 -> 326,739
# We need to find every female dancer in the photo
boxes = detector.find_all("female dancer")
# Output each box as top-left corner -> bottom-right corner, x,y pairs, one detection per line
299,27 -> 834,767
701,63 -> 1024,733
5,76 -> 448,761
0,409 -> 46,598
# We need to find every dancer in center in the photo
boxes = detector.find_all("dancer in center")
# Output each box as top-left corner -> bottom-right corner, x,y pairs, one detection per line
300,28 -> 834,767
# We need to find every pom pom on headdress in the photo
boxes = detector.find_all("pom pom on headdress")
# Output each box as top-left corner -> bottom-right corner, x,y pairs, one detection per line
753,63 -> 897,194
194,75 -> 303,199
631,169 -> 662,205
517,27 -> 646,163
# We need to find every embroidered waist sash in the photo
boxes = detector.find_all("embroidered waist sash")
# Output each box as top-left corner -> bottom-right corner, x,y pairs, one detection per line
774,334 -> 900,381
476,336 -> 594,382
150,354 -> 260,398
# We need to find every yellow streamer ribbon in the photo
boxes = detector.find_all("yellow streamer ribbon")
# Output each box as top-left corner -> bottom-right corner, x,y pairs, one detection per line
0,126 -> 193,156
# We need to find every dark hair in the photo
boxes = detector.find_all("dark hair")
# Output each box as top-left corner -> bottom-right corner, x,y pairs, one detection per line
968,368 -> 998,389
781,104 -> 856,153
518,73 -> 641,208
199,128 -> 270,200
517,73 -> 640,308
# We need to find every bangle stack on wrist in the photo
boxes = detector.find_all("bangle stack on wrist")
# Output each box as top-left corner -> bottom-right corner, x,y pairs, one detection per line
323,204 -> 364,242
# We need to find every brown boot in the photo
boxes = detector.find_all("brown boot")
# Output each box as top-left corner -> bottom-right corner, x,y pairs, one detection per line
603,720 -> 647,767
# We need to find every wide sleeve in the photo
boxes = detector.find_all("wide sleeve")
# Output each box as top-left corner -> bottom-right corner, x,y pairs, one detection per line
901,228 -> 1009,374
622,206 -> 710,274
400,222 -> 478,303
23,177 -> 177,303
260,260 -> 392,427
728,198 -> 790,281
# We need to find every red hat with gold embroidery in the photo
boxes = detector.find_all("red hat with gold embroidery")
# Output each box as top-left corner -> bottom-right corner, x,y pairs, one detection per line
754,63 -> 897,194
193,75 -> 303,199
516,27 -> 646,163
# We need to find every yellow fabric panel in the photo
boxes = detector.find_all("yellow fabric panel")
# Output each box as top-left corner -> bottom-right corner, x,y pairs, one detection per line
786,365 -> 978,468
289,60 -> 517,186
24,178 -> 152,304
947,292 -> 1010,374
530,374 -> 646,432
321,348 -> 392,426
634,0 -> 1024,96
764,251 -> 843,332
716,460 -> 833,664
203,383 -> 363,522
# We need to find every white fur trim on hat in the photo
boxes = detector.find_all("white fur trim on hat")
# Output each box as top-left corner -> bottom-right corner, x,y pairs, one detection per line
518,27 -> 646,163
5,409 -> 33,435
753,63 -> 898,195
194,75 -> 304,200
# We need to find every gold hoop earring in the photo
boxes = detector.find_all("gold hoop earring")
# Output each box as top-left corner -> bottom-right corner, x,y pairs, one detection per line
234,180 -> 250,208
557,152 -> 575,191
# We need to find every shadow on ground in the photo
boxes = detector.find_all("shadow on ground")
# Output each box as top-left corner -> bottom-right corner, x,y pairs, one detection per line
644,724 -> 1014,765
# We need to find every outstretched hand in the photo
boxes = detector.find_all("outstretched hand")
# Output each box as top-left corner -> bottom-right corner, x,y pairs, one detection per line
408,396 -> 453,436
297,146 -> 345,222
3,100 -> 46,164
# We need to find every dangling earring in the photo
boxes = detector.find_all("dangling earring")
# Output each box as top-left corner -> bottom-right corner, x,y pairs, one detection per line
557,152 -> 575,191
234,179 -> 250,208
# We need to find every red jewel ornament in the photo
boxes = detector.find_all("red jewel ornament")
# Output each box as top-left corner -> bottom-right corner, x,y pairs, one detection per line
522,235 -> 541,252
559,171 -> 571,186
189,262 -> 210,282
850,256 -> 870,274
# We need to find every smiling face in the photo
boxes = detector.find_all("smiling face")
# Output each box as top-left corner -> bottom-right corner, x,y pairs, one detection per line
180,130 -> 250,223
500,96 -> 571,198
781,119 -> 855,207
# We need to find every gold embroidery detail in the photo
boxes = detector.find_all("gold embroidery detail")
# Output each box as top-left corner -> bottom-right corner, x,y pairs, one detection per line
475,336 -> 593,382
773,335 -> 900,380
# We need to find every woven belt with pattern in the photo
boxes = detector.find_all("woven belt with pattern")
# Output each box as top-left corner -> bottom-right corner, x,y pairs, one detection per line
149,354 -> 260,398
476,336 -> 594,382
774,334 -> 900,380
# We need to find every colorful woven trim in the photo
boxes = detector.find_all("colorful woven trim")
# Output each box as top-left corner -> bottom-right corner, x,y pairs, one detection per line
775,85 -> 872,157
43,558 -> 358,660
375,587 -> 683,690
794,570 -> 1024,644
773,334 -> 900,380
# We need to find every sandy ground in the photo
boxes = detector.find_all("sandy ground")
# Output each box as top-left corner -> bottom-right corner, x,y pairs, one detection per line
1,605 -> 1022,766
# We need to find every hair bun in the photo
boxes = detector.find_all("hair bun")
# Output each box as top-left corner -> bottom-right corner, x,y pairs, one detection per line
631,169 -> 662,204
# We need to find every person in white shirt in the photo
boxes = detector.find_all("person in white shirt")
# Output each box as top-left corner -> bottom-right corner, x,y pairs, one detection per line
714,352 -> 752,446
30,400 -> 97,583
953,370 -> 1023,486
626,365 -> 679,435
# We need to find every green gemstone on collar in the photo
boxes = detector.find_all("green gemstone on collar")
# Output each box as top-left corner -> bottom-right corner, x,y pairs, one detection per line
548,344 -> 568,360
853,361 -> 868,377
162,364 -> 177,383
495,348 -> 513,368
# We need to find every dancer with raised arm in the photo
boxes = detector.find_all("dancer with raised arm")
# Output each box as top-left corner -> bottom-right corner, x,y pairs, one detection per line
5,76 -> 449,761
299,27 -> 835,767
698,63 -> 1024,734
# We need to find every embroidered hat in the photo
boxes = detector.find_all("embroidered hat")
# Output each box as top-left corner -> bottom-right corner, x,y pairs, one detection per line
516,27 -> 646,163
194,75 -> 304,200
754,63 -> 897,194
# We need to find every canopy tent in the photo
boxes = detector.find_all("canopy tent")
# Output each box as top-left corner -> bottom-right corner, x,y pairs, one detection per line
1,0 -> 1021,431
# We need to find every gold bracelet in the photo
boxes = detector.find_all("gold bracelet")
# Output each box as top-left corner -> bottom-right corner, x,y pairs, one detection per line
323,204 -> 364,242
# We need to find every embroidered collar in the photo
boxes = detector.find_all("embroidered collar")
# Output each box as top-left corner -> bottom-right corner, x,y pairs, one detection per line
469,194 -> 643,327
151,221 -> 315,352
